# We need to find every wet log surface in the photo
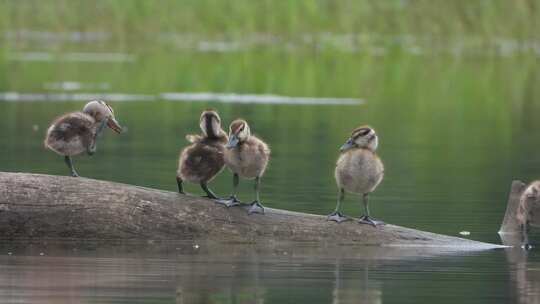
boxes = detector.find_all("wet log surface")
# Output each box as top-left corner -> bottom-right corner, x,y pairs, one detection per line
0,172 -> 505,249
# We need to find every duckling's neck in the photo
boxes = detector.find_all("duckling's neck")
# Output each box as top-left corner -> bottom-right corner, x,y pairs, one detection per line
205,129 -> 228,143
344,146 -> 374,154
361,146 -> 376,152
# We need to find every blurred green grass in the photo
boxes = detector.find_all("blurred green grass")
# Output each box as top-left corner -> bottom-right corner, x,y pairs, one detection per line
1,0 -> 538,45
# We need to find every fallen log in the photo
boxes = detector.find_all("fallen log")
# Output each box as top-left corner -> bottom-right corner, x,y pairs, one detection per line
0,172 -> 504,249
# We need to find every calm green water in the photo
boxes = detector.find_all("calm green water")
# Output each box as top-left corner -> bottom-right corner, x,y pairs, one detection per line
1,1 -> 540,303
0,241 -> 539,304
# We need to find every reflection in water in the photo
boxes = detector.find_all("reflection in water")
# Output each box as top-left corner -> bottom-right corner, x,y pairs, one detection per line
0,92 -> 155,102
4,30 -> 111,44
7,52 -> 136,63
175,254 -> 267,304
505,247 -> 540,304
160,92 -> 363,105
0,91 -> 363,105
5,29 -> 540,58
502,230 -> 540,304
332,259 -> 381,304
43,81 -> 111,91
0,241 -> 527,304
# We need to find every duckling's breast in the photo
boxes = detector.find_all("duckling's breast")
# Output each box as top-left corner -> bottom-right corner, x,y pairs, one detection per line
335,149 -> 384,194
225,138 -> 270,179
177,142 -> 226,183
44,112 -> 96,156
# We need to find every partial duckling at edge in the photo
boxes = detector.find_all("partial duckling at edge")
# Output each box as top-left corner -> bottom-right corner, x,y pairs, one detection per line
216,119 -> 270,215
328,126 -> 385,226
177,109 -> 228,199
44,100 -> 123,177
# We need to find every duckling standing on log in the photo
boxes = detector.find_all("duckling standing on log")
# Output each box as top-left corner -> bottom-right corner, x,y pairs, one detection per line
177,110 -> 228,199
216,119 -> 270,214
328,126 -> 385,226
44,100 -> 123,177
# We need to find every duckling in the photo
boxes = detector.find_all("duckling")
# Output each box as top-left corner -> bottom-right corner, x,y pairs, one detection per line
216,119 -> 271,214
516,181 -> 540,247
44,100 -> 123,177
176,109 -> 228,199
328,126 -> 384,226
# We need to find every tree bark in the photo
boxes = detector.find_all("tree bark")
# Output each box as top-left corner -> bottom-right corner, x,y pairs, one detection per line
0,172 -> 504,249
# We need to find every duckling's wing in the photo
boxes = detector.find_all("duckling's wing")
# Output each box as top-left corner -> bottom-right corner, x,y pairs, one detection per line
258,142 -> 270,156
49,113 -> 94,145
186,134 -> 203,143
181,144 -> 225,181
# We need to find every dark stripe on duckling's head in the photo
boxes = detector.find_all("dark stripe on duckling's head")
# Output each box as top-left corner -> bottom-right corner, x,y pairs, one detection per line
100,100 -> 114,115
351,126 -> 373,139
200,109 -> 221,138
83,100 -> 114,121
228,119 -> 250,145
82,100 -> 122,133
230,120 -> 246,135
226,119 -> 249,148
340,125 -> 378,151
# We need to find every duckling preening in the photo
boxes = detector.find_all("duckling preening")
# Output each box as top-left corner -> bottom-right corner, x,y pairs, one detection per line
328,126 -> 385,226
176,110 -> 228,199
216,119 -> 271,215
44,100 -> 123,177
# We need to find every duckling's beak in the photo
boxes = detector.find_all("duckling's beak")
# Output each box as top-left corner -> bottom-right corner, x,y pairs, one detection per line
339,138 -> 354,152
226,135 -> 239,149
107,117 -> 123,134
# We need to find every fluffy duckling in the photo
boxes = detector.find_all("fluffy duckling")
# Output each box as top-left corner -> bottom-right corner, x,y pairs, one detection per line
216,119 -> 270,214
44,100 -> 122,177
176,109 -> 228,199
328,126 -> 384,226
516,181 -> 540,247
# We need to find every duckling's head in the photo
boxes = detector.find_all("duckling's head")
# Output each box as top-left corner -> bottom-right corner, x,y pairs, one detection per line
199,109 -> 223,138
226,119 -> 250,148
340,126 -> 378,152
83,100 -> 123,133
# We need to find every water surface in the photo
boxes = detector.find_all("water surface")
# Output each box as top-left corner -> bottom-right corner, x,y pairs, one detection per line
0,241 -> 538,304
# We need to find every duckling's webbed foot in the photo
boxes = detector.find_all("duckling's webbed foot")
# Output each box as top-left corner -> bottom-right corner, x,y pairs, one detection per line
358,216 -> 385,227
248,177 -> 265,214
327,211 -> 349,223
64,156 -> 79,177
215,195 -> 241,207
216,173 -> 241,207
328,189 -> 347,223
248,201 -> 265,215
